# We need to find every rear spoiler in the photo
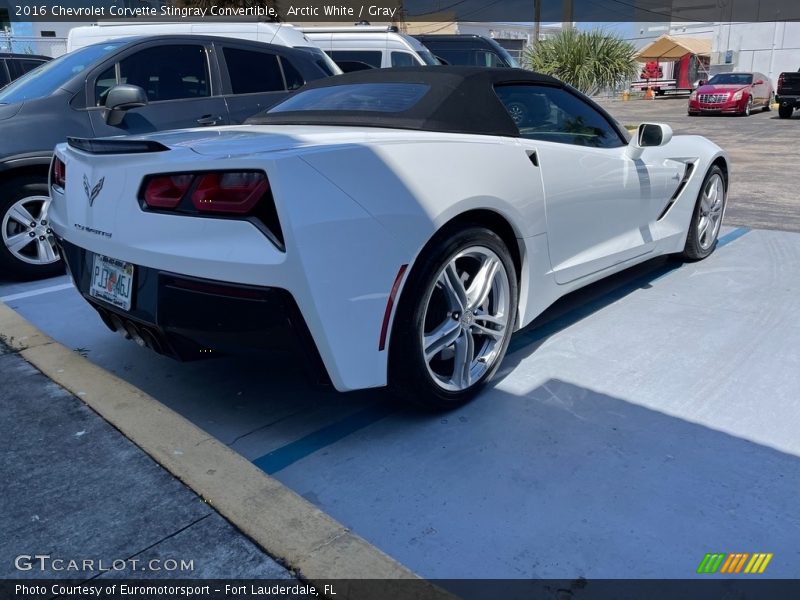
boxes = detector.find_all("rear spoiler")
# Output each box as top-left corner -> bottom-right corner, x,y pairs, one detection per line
67,137 -> 169,155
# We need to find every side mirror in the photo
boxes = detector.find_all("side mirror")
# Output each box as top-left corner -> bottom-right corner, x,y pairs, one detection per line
104,84 -> 148,126
626,123 -> 673,160
754,79 -> 764,85
697,79 -> 706,87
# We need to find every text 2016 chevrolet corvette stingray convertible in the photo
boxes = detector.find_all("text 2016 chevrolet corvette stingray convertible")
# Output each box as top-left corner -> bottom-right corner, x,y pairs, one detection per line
50,67 -> 728,408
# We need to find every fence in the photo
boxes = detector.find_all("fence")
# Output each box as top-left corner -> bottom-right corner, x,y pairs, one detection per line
0,31 -> 67,57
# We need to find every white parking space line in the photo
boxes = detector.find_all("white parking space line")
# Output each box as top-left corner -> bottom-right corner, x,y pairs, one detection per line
0,283 -> 74,303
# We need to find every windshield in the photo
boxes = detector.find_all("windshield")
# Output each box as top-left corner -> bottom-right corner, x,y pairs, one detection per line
269,82 -> 430,113
417,49 -> 440,66
496,46 -> 520,68
0,42 -> 125,105
707,73 -> 753,86
298,46 -> 343,76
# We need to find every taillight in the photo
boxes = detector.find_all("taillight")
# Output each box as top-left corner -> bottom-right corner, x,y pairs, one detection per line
139,170 -> 283,249
143,175 -> 193,209
778,74 -> 785,90
190,172 -> 268,214
51,157 -> 66,189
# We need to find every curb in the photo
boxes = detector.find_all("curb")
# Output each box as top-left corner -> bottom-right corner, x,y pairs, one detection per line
0,302 -> 451,599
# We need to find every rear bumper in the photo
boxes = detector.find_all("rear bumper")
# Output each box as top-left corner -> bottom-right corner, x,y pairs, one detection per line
58,239 -> 328,381
775,95 -> 799,107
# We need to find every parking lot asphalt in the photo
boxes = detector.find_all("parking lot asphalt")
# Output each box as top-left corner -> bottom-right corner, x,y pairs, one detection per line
0,340 -> 296,581
595,95 -> 799,233
2,225 -> 799,582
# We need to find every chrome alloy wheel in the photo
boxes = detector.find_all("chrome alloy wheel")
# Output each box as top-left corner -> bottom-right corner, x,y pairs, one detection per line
1,195 -> 60,266
697,173 -> 725,250
420,246 -> 511,392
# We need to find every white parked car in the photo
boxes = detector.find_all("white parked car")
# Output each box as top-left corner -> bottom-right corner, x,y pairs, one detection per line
50,67 -> 728,408
300,25 -> 439,70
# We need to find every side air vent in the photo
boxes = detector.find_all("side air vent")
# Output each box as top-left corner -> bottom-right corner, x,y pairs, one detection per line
657,162 -> 695,221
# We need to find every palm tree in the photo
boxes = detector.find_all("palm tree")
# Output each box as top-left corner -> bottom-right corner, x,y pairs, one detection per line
523,28 -> 638,96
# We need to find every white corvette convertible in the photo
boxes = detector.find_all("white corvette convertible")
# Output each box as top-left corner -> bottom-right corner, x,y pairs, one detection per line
50,67 -> 728,408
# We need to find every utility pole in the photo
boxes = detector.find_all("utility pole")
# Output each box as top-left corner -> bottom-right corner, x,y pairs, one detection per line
533,0 -> 541,46
562,0 -> 574,29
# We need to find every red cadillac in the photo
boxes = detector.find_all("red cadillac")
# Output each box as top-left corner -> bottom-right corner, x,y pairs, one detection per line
688,72 -> 774,116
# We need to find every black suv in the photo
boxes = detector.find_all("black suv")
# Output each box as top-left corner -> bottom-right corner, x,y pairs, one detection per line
0,53 -> 51,88
0,35 -> 333,279
413,35 -> 518,68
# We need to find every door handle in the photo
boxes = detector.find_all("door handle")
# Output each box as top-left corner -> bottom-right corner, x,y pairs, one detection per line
196,115 -> 223,126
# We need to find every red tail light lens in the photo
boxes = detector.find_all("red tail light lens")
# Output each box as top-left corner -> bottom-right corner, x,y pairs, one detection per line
139,170 -> 284,250
143,175 -> 193,209
190,172 -> 269,214
51,157 -> 66,189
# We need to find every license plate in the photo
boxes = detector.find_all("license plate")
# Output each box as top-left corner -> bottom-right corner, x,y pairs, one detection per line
89,254 -> 134,311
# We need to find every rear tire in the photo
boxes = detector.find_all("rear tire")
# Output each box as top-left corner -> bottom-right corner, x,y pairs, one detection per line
778,105 -> 793,119
388,226 -> 518,410
682,166 -> 727,261
0,176 -> 63,281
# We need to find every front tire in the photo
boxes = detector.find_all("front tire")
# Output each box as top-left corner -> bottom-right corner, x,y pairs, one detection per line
0,176 -> 63,280
682,166 -> 726,261
741,96 -> 753,116
388,226 -> 518,410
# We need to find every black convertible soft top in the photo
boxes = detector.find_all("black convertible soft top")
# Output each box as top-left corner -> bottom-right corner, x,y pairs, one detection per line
248,66 -> 572,138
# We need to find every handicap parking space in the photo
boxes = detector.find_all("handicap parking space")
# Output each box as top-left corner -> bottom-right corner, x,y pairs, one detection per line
3,225 -> 799,580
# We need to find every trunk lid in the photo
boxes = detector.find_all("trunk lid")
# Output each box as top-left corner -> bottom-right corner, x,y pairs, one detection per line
133,125 -> 375,158
778,72 -> 800,95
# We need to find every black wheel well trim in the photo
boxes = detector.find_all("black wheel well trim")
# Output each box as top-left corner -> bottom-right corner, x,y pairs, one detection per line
0,157 -> 52,185
437,209 -> 524,286
710,156 -> 729,188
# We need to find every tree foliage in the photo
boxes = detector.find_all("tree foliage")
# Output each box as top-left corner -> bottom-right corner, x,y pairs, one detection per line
523,29 -> 638,96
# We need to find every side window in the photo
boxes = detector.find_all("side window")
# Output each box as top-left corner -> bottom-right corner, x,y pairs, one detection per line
329,50 -> 382,69
476,51 -> 506,68
391,52 -> 417,67
495,84 -> 624,149
9,59 -> 46,79
0,62 -> 9,87
119,45 -> 209,102
94,65 -> 117,106
279,56 -> 305,91
224,47 -> 285,94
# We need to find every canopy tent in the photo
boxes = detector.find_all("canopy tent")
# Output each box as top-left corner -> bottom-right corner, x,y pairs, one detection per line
635,35 -> 712,61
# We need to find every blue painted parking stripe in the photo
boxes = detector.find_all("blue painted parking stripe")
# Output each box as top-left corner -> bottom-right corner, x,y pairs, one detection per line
717,226 -> 750,249
254,226 -> 751,474
253,403 -> 396,475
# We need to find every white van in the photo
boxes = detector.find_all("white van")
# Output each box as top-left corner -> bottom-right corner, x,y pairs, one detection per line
67,22 -> 342,74
300,26 -> 439,70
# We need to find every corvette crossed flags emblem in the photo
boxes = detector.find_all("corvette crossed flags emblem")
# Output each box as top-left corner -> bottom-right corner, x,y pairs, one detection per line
83,174 -> 105,207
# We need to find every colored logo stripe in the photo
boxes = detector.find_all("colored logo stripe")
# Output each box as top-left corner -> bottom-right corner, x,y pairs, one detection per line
720,553 -> 748,573
697,553 -> 725,574
697,553 -> 773,574
745,553 -> 773,574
